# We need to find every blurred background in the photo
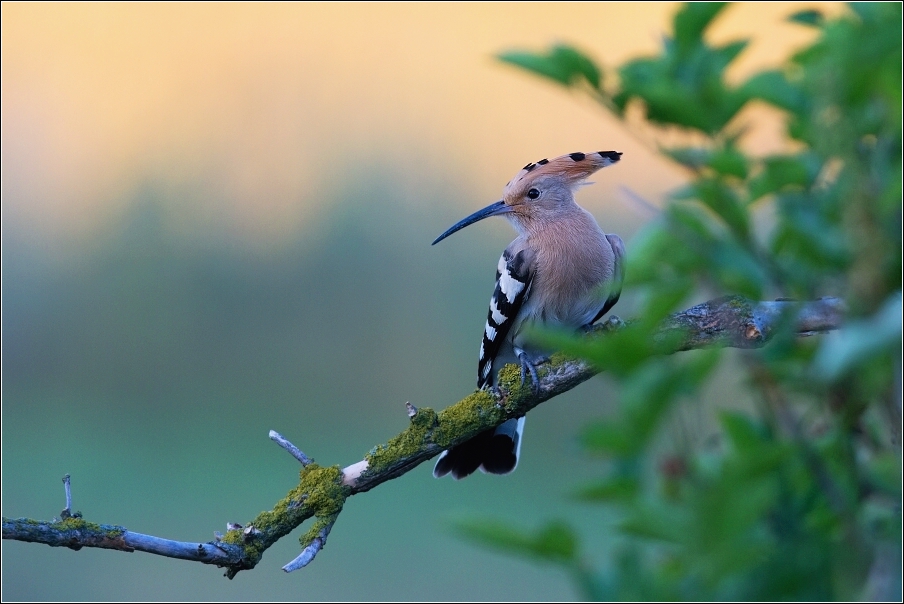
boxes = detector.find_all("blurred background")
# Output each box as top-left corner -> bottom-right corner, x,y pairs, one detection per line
2,3 -> 834,600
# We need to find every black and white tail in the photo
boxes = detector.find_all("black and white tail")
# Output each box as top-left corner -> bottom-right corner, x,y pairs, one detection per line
433,245 -> 532,480
432,417 -> 525,479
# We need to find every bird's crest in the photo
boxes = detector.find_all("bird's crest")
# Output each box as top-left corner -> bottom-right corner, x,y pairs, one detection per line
504,151 -> 621,195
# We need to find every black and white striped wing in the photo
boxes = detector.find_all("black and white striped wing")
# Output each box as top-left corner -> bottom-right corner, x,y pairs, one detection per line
478,248 -> 533,388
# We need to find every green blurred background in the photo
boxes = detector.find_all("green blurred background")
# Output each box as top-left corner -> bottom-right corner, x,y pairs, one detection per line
2,3 -> 837,600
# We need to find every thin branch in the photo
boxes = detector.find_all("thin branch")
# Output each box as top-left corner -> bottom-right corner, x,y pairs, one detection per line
61,474 -> 73,518
282,521 -> 334,573
2,296 -> 844,578
1,517 -> 243,566
269,430 -> 313,466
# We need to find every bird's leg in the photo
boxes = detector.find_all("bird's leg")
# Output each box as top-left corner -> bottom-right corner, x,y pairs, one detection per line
518,352 -> 539,394
515,348 -> 548,395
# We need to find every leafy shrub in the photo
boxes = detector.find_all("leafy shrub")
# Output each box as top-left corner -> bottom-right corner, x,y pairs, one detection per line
457,4 -> 902,600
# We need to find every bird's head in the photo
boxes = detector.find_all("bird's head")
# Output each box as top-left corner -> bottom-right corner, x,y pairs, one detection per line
432,151 -> 621,244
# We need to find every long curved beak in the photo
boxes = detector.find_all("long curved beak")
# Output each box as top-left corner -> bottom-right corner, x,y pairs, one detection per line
432,200 -> 510,245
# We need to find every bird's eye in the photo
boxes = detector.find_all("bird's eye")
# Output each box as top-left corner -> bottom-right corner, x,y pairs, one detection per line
527,188 -> 540,200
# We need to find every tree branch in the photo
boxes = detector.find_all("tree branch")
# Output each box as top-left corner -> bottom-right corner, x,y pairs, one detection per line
2,296 -> 844,578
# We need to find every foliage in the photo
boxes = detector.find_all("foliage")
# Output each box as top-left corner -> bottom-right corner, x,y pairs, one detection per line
457,3 -> 902,600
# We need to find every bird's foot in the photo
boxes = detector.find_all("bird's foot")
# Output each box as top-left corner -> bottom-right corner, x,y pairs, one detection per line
516,350 -> 549,396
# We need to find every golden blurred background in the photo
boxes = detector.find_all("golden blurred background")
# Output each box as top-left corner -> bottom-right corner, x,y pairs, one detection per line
2,3 -> 835,600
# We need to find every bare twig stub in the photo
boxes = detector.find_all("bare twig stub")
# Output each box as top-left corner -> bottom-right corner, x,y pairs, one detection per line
1,296 -> 844,578
61,474 -> 73,519
269,430 -> 313,466
282,521 -> 335,573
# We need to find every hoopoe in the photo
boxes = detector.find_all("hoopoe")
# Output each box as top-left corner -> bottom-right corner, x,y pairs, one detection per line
432,151 -> 626,480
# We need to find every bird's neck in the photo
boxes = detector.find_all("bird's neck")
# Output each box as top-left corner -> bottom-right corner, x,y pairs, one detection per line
518,202 -> 601,239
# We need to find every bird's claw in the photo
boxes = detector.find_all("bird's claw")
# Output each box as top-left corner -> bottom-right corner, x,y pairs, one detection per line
517,351 -> 547,396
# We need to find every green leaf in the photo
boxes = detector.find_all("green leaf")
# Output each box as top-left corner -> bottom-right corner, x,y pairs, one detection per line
708,147 -> 748,179
673,3 -> 729,53
690,178 -> 750,240
619,502 -> 687,543
815,294 -> 903,380
663,145 -> 748,178
451,518 -> 578,563
498,45 -> 601,89
847,2 -> 894,23
723,441 -> 792,478
535,521 -> 580,561
663,146 -> 711,170
666,201 -> 719,241
710,240 -> 766,299
575,476 -> 640,502
713,39 -> 750,68
719,411 -> 766,451
682,348 -> 722,385
624,218 -> 702,289
863,453 -> 903,496
770,195 -> 848,274
649,281 -> 696,317
610,355 -> 719,454
533,314 -> 677,379
787,10 -> 825,27
740,70 -> 805,114
580,420 -> 636,456
748,154 -> 821,202
627,44 -> 752,131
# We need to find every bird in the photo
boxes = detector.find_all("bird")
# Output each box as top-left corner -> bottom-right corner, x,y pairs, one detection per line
431,150 -> 626,480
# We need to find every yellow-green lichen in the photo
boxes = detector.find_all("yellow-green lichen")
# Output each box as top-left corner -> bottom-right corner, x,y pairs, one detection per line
496,363 -> 533,406
219,528 -> 266,564
725,295 -> 752,314
221,463 -> 349,565
295,464 -> 348,518
364,367 -> 543,472
56,516 -> 123,537
299,514 -> 337,548
5,517 -> 127,550
409,406 -> 439,430
549,351 -> 576,367
434,389 -> 499,447
10,517 -> 42,526
365,407 -> 439,472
